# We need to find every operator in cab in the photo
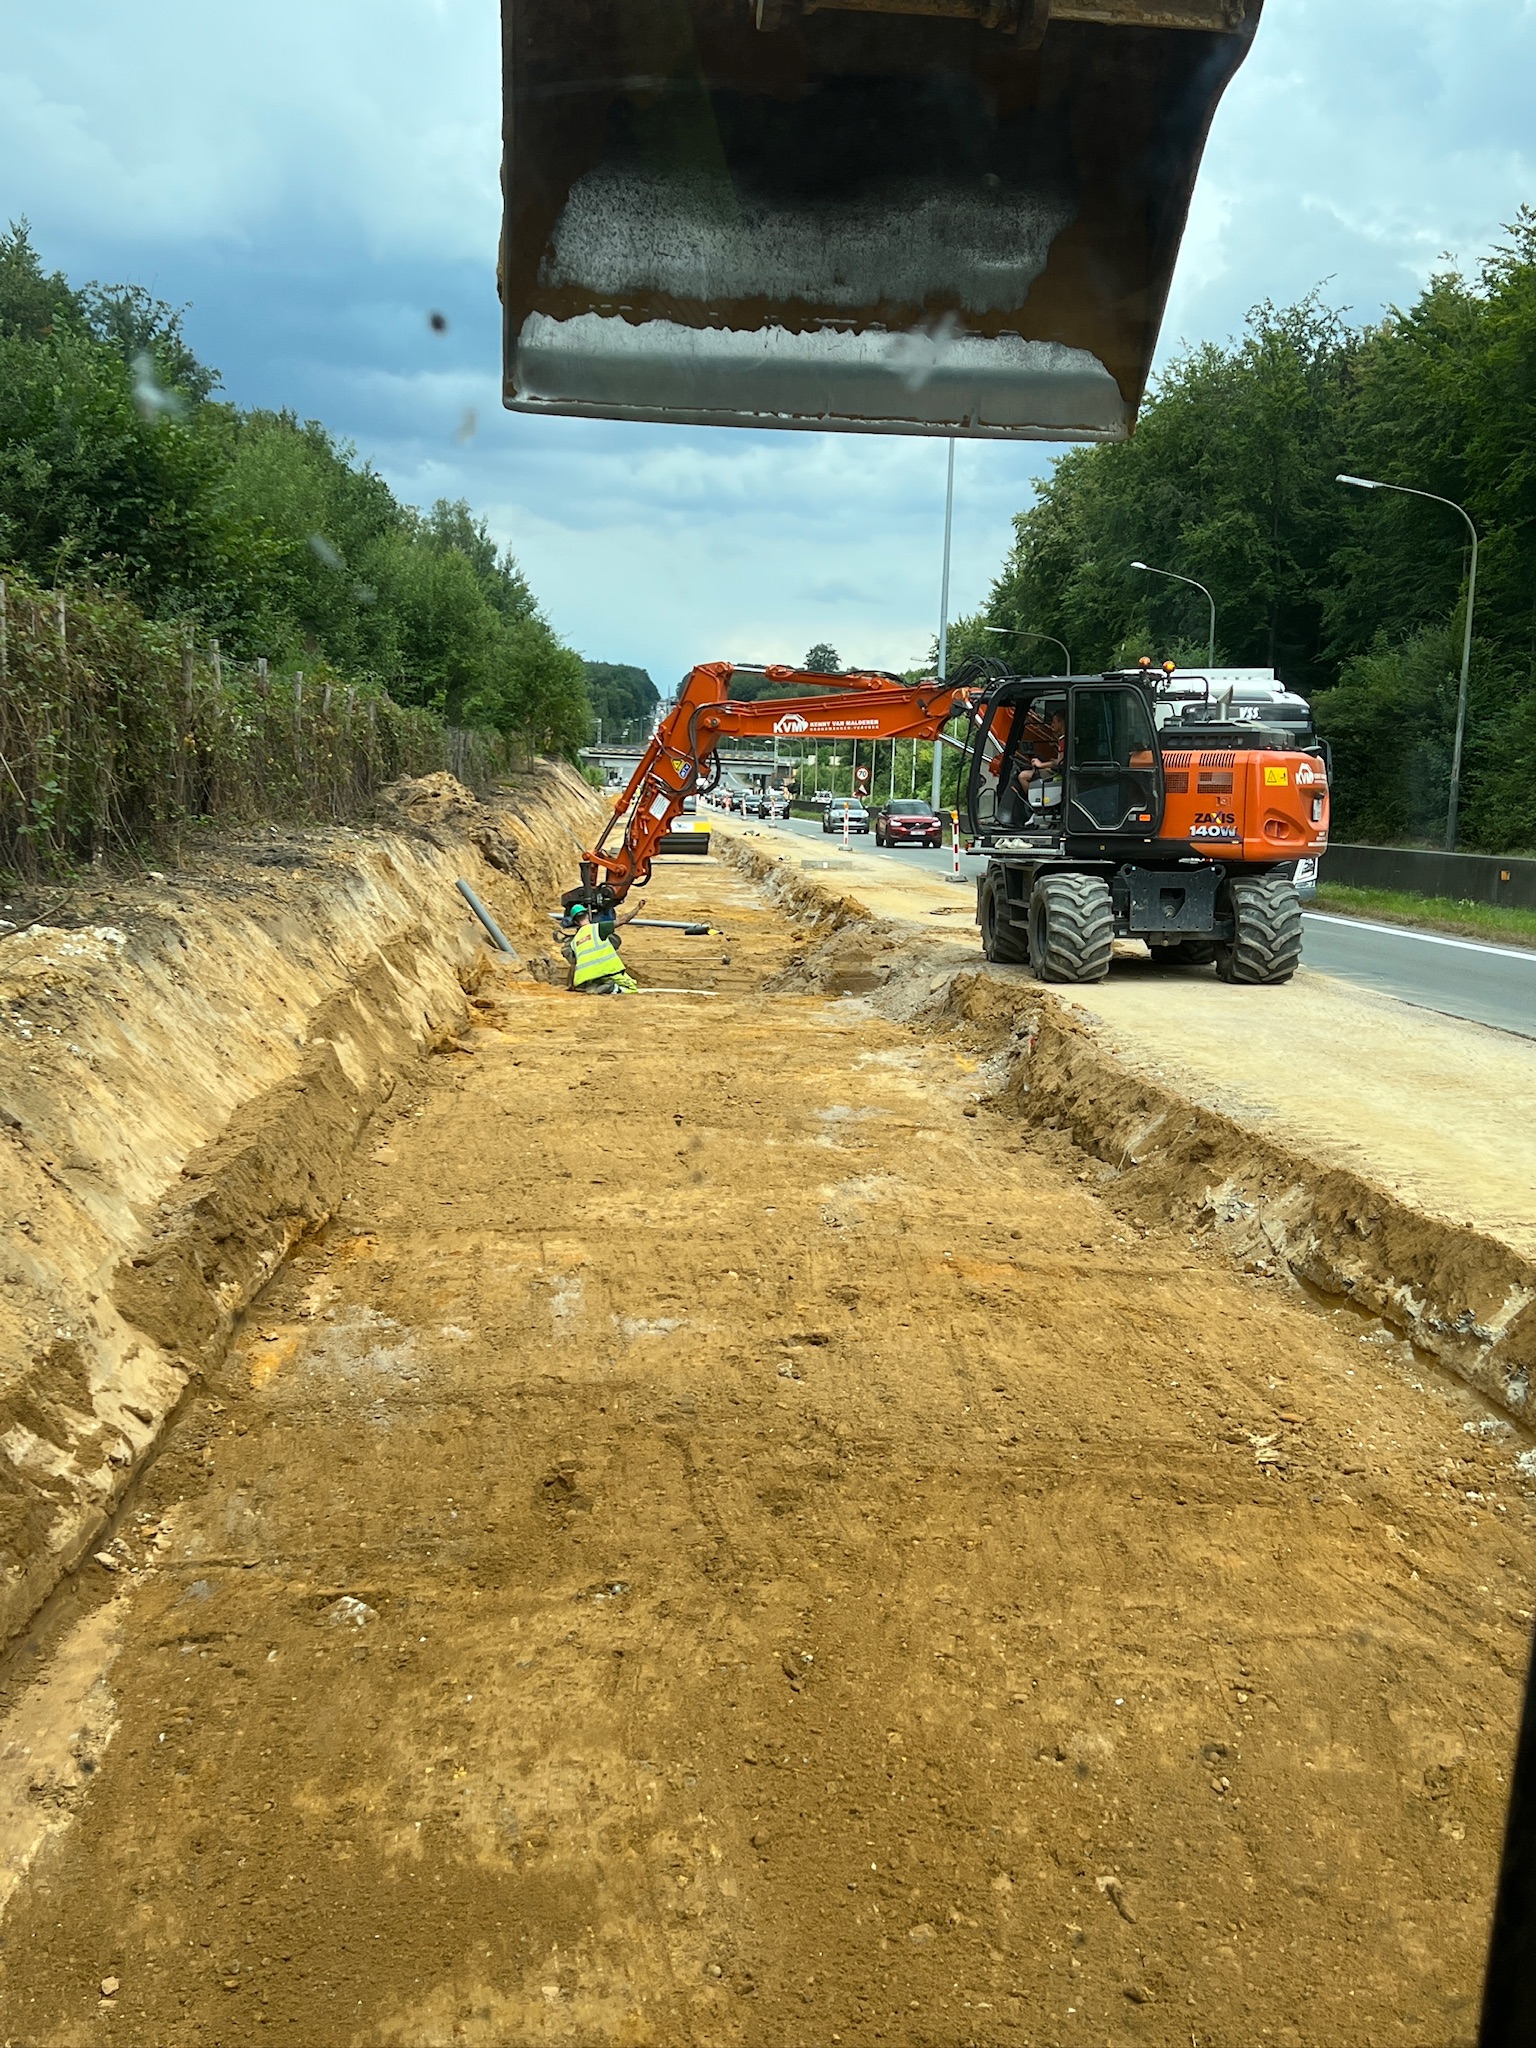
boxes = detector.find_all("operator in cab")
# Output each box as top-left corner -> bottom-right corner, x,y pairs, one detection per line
562,901 -> 638,995
1012,705 -> 1066,819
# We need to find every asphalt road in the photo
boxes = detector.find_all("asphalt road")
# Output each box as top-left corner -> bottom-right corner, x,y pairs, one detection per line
753,812 -> 1536,1040
1297,913 -> 1536,1040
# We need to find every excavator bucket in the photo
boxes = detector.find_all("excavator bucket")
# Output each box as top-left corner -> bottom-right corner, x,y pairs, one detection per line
500,0 -> 1262,441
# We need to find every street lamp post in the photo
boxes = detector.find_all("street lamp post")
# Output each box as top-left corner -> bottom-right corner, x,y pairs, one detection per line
1337,474 -> 1480,852
984,624 -> 1073,673
932,437 -> 956,809
1130,561 -> 1216,671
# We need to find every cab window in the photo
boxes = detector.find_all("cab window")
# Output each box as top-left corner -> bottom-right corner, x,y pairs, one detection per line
968,690 -> 1067,829
1067,687 -> 1160,833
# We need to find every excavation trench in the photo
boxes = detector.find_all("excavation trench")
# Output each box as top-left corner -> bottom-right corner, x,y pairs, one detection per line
722,834 -> 1536,1428
0,808 -> 1531,2048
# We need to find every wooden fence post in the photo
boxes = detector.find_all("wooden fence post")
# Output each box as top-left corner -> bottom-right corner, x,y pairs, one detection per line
177,635 -> 194,818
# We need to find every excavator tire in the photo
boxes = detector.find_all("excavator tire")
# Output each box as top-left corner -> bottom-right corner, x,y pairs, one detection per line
1148,940 -> 1218,967
1029,874 -> 1114,984
979,880 -> 1030,966
1215,875 -> 1303,985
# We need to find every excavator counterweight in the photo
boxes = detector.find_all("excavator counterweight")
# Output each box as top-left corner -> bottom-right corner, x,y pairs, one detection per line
501,0 -> 1262,439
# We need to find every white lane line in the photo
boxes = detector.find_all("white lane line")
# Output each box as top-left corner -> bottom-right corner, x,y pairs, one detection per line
1304,912 -> 1536,963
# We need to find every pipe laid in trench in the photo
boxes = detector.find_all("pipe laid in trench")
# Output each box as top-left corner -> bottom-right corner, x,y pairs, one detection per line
456,879 -> 519,959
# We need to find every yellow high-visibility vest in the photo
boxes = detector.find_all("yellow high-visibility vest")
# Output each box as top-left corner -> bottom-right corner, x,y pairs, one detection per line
570,922 -> 628,986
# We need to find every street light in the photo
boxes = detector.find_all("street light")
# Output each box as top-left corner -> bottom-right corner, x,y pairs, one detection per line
1337,473 -> 1480,852
1130,560 -> 1216,671
932,437 -> 956,808
984,624 -> 1073,673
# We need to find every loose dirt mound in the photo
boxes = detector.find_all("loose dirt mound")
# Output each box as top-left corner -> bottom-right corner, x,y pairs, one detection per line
376,771 -> 522,873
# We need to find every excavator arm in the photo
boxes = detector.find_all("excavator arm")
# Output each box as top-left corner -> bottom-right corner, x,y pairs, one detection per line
578,661 -> 981,902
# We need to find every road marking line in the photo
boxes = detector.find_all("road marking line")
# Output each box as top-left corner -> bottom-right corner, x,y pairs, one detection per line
1304,912 -> 1536,963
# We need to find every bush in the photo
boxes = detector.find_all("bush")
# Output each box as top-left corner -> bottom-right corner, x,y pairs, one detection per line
0,568 -> 507,877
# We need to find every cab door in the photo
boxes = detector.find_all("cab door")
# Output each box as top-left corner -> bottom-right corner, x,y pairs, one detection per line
1065,684 -> 1163,837
961,681 -> 1068,836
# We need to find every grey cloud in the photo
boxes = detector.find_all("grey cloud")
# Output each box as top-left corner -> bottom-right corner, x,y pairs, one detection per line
2,0 -> 1530,686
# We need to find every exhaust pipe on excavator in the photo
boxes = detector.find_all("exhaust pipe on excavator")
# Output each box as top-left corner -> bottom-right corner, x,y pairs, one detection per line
500,0 -> 1263,440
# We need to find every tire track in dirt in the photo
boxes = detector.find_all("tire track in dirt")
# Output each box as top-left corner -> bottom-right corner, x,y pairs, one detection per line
0,860 -> 1531,2047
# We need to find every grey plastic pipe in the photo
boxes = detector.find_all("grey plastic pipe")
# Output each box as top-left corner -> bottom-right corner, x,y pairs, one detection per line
456,879 -> 519,959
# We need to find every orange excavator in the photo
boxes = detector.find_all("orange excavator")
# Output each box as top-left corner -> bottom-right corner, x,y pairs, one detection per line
577,655 -> 1329,984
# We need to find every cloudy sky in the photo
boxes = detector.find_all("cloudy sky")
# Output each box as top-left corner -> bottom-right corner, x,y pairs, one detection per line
3,0 -> 1532,690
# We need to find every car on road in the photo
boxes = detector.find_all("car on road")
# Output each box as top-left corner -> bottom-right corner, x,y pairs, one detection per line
822,798 -> 870,834
872,798 -> 943,848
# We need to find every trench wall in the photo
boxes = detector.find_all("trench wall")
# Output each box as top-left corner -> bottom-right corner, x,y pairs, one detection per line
0,767 -> 597,1645
722,835 -> 1536,1424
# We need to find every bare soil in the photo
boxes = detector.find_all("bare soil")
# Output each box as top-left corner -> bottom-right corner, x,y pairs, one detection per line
1,854 -> 1532,2048
723,822 -> 1536,1265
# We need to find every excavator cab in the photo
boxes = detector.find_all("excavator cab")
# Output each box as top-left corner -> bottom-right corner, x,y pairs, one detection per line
501,0 -> 1263,439
963,675 -> 1163,844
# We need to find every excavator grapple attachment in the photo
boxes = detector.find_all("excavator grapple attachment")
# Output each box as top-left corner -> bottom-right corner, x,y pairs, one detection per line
501,0 -> 1261,439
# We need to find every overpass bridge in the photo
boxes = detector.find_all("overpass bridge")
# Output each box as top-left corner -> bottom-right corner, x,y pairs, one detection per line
580,744 -> 783,791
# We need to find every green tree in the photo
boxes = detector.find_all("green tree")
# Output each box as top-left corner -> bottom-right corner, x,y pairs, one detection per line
803,642 -> 841,674
584,661 -> 659,741
0,222 -> 593,759
981,296 -> 1354,694
971,231 -> 1536,850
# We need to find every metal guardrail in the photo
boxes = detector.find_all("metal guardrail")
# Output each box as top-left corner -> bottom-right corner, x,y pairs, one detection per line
1319,844 -> 1536,910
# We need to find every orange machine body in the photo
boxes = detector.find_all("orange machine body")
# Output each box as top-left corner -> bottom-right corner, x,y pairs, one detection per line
1158,745 -> 1330,863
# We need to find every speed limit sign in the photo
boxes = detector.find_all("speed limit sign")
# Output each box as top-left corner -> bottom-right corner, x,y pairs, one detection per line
854,764 -> 871,794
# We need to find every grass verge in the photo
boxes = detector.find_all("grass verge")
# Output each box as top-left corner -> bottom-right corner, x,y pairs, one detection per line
1312,883 -> 1536,950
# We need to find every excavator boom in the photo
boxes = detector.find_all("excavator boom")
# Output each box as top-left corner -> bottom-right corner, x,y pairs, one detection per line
501,0 -> 1263,439
580,661 -> 978,899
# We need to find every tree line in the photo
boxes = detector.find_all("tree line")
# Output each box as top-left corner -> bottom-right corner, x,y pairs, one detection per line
0,222 -> 593,757
951,210 -> 1536,852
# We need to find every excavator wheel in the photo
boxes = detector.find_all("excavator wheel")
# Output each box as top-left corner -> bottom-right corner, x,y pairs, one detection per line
1028,873 -> 1114,984
1148,939 -> 1217,967
1215,875 -> 1303,986
979,880 -> 1031,966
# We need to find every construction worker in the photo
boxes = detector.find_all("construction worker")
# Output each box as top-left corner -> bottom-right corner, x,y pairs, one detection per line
1015,705 -> 1067,818
562,902 -> 637,994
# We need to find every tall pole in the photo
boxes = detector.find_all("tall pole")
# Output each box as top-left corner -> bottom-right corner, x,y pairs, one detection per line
932,436 -> 956,809
1130,562 -> 1215,670
1337,475 -> 1480,852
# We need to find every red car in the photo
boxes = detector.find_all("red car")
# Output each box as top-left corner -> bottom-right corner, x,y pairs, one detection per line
873,799 -> 943,848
